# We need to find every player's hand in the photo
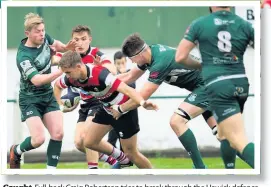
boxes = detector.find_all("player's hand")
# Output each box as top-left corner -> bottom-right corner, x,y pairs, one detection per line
90,54 -> 102,65
49,46 -> 56,56
110,105 -> 123,120
60,101 -> 79,113
141,100 -> 159,111
65,40 -> 77,51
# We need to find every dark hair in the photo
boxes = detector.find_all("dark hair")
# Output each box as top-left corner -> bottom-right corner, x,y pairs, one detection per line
72,25 -> 91,36
121,33 -> 145,57
59,51 -> 82,68
114,51 -> 125,61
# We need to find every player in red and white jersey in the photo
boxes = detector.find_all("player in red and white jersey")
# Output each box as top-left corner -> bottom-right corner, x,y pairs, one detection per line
54,25 -> 118,169
54,51 -> 158,168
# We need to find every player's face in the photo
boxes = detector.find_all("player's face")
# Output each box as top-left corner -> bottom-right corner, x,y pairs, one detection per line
25,23 -> 45,46
130,49 -> 150,66
72,31 -> 92,54
115,57 -> 127,73
61,65 -> 82,80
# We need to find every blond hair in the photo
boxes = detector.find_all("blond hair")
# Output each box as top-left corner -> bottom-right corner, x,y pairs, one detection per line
24,13 -> 44,31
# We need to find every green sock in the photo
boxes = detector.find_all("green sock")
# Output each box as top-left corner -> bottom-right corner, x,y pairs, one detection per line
15,137 -> 35,155
220,139 -> 236,169
241,143 -> 254,168
178,129 -> 205,168
47,139 -> 62,167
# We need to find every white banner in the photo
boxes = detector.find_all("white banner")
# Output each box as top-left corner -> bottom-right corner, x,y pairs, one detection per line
235,7 -> 255,25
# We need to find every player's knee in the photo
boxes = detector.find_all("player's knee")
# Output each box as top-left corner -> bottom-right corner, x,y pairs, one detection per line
74,138 -> 84,151
170,114 -> 187,129
31,135 -> 46,147
122,145 -> 138,160
50,129 -> 64,141
83,138 -> 97,150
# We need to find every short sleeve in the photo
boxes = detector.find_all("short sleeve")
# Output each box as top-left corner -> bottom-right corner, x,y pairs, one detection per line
17,56 -> 39,80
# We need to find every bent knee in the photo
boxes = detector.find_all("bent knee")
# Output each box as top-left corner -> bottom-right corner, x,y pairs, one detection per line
31,135 -> 46,147
170,114 -> 188,128
50,129 -> 64,141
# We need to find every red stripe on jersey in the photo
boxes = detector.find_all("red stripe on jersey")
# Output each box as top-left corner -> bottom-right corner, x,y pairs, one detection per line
80,92 -> 94,100
118,94 -> 129,105
87,65 -> 104,86
81,55 -> 94,64
59,78 -> 67,89
91,47 -> 99,57
111,79 -> 121,91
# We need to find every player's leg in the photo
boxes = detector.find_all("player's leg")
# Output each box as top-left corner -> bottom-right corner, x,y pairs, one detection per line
10,98 -> 46,169
170,101 -> 206,168
120,134 -> 152,168
108,129 -> 119,148
207,79 -> 254,168
84,108 -> 131,165
202,111 -> 237,169
113,109 -> 151,169
43,94 -> 64,169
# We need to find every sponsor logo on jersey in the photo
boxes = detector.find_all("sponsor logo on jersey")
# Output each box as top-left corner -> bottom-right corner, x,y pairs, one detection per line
150,72 -> 159,79
214,18 -> 235,26
188,93 -> 197,102
20,60 -> 33,72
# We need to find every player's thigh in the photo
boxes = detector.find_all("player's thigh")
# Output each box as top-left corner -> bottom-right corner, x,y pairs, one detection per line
25,116 -> 46,144
111,109 -> 140,139
85,107 -> 113,145
206,79 -> 249,124
43,110 -> 63,139
182,86 -> 209,118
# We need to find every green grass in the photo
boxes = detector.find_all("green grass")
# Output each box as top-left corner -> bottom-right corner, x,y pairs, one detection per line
8,157 -> 251,169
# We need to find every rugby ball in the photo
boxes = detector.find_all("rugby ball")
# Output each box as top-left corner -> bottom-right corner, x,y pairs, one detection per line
61,87 -> 80,108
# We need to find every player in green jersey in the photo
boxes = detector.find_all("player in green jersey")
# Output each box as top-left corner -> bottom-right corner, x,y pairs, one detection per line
9,13 -> 76,169
175,6 -> 254,168
110,33 -> 220,169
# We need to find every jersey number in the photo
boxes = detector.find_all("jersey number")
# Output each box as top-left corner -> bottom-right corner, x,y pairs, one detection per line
217,31 -> 232,52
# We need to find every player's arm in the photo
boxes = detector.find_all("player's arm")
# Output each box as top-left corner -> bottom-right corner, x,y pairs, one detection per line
17,57 -> 63,87
175,21 -> 202,70
98,68 -> 158,111
117,65 -> 146,84
175,40 -> 201,70
54,76 -> 77,112
51,39 -> 77,53
118,81 -> 159,112
247,22 -> 254,49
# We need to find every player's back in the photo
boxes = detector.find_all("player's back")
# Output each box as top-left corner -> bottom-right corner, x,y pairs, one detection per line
188,10 -> 254,83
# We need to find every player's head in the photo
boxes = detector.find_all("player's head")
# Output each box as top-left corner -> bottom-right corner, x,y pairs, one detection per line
72,25 -> 92,54
59,51 -> 85,80
24,13 -> 45,46
209,6 -> 231,13
114,51 -> 127,74
122,33 -> 151,66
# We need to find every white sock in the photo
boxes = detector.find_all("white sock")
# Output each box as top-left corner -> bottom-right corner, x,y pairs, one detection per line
16,145 -> 23,155
47,165 -> 56,169
110,147 -> 129,164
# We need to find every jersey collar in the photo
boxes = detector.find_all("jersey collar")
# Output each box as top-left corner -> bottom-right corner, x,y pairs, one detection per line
80,45 -> 91,58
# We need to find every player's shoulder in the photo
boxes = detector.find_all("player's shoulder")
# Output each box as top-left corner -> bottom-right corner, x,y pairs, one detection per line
190,15 -> 209,26
16,47 -> 33,64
